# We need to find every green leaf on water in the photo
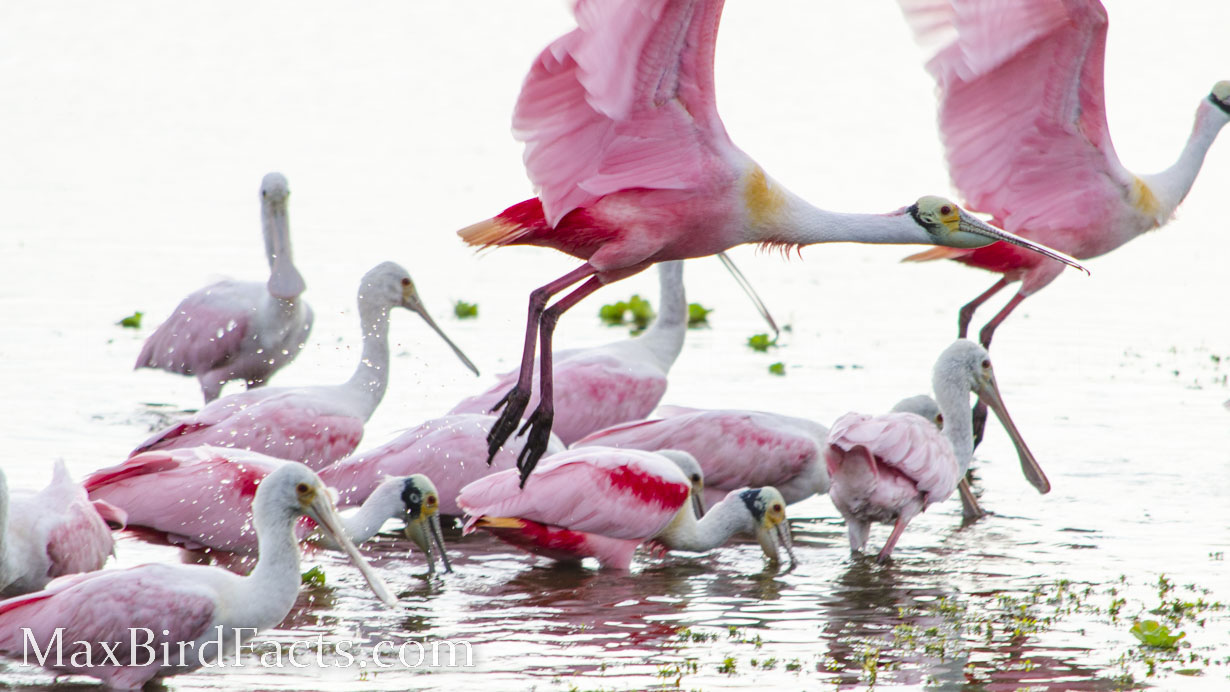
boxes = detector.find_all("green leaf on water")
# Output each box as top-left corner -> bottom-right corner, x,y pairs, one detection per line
626,294 -> 654,329
301,566 -> 326,586
598,295 -> 655,330
117,311 -> 143,329
1130,619 -> 1184,649
687,302 -> 712,327
598,300 -> 628,325
747,333 -> 776,352
453,300 -> 478,319
768,362 -> 785,376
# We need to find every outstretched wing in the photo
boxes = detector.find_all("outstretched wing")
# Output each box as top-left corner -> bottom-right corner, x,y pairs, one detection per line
515,0 -> 733,225
898,0 -> 1131,234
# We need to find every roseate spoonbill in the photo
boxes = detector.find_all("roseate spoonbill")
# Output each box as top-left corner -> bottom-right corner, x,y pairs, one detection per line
574,396 -> 941,508
131,262 -> 478,469
461,0 -> 1087,486
0,461 -> 125,597
84,448 -> 451,570
0,463 -> 394,690
895,0 -> 1229,349
449,261 -> 689,444
326,414 -> 566,517
136,173 -> 315,402
458,448 -> 794,570
826,340 -> 1041,561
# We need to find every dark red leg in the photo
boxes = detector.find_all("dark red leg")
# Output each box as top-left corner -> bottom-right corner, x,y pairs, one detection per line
486,265 -> 596,462
958,277 -> 1009,339
516,276 -> 605,486
972,290 -> 1028,447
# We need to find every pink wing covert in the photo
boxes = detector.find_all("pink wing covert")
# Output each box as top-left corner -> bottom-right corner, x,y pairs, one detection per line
827,412 -> 958,503
458,449 -> 689,541
514,0 -> 733,225
135,284 -> 251,375
897,0 -> 1128,234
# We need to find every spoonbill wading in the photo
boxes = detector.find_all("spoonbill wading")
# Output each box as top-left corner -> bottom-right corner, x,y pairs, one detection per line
132,262 -> 478,469
575,395 -> 942,508
826,340 -> 1042,561
458,448 -> 794,570
84,447 -> 452,570
460,0 -> 1087,486
136,173 -> 314,402
0,463 -> 394,690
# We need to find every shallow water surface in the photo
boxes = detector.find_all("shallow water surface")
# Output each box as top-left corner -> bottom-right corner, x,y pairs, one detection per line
2,1 -> 1229,689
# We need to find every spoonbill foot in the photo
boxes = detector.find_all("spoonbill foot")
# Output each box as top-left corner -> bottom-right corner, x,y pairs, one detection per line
515,406 -> 554,487
487,386 -> 531,463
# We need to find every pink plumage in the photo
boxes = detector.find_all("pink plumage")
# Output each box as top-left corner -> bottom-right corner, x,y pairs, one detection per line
457,448 -> 692,569
825,412 -> 958,561
1,460 -> 121,597
576,406 -> 827,507
460,0 -> 1082,486
130,387 -> 365,470
897,0 -> 1230,345
135,172 -> 312,402
0,566 -> 218,689
84,447 -> 300,552
325,414 -> 566,516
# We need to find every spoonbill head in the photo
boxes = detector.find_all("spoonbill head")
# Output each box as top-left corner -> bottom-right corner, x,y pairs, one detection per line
398,474 -> 452,574
259,172 -> 305,300
363,261 -> 479,377
933,340 -> 1045,494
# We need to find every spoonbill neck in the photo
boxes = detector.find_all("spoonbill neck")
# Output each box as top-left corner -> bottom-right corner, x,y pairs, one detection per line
243,494 -> 307,625
636,260 -> 687,371
326,482 -> 404,547
343,301 -> 394,419
262,199 -> 305,300
932,367 -> 975,475
748,188 -> 932,249
1139,101 -> 1229,219
654,492 -> 753,552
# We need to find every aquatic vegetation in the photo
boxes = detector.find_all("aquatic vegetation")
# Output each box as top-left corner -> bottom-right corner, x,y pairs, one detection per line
598,294 -> 655,331
686,302 -> 712,327
768,361 -> 785,375
116,311 -> 143,328
300,565 -> 327,586
453,300 -> 478,318
1130,620 -> 1184,649
747,333 -> 776,352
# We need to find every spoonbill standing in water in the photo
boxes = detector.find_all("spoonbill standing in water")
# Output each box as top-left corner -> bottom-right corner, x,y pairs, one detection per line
0,463 -> 395,690
0,461 -> 126,597
458,448 -> 794,570
575,396 -> 942,508
84,448 -> 452,571
895,0 -> 1229,348
461,0 -> 1088,486
826,340 -> 1042,561
136,173 -> 314,402
132,262 -> 479,469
